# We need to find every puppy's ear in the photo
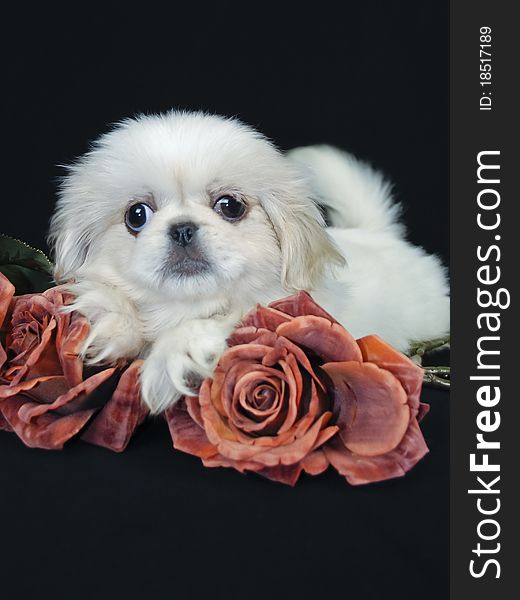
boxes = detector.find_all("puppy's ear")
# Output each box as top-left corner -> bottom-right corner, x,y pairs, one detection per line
48,210 -> 92,283
48,174 -> 94,283
263,178 -> 345,292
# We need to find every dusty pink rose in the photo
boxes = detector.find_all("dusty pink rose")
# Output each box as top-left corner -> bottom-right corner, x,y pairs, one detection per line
166,292 -> 429,486
0,272 -> 147,450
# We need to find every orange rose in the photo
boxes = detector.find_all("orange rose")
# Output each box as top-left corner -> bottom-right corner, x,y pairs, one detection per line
0,273 -> 147,450
166,292 -> 429,486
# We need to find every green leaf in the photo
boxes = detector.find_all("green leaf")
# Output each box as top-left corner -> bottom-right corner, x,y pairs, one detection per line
0,235 -> 54,294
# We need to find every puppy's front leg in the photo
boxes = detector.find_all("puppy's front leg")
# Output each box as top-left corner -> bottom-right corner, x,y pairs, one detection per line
140,313 -> 240,414
65,280 -> 145,365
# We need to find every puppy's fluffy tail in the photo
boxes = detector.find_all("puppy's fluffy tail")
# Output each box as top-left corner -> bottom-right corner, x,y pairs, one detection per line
287,145 -> 404,236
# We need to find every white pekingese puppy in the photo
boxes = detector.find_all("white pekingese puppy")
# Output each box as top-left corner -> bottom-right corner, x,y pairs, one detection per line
48,111 -> 450,413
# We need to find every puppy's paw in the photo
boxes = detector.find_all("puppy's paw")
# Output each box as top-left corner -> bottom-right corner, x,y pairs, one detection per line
140,316 -> 237,414
81,310 -> 144,365
140,342 -> 206,414
182,317 -> 232,377
65,280 -> 145,365
139,349 -> 184,414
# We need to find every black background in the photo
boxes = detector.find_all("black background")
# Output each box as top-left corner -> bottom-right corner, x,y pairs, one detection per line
1,3 -> 449,599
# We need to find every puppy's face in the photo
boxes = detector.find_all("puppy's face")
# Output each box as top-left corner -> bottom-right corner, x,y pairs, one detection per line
50,112 -> 343,304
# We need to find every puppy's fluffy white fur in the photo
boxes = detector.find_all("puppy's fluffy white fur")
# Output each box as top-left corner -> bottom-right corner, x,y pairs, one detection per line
48,111 -> 449,413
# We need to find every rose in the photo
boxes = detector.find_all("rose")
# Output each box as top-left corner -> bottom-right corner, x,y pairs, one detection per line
0,272 -> 15,379
1,270 -> 429,485
167,328 -> 339,486
166,292 -> 429,486
0,273 -> 147,450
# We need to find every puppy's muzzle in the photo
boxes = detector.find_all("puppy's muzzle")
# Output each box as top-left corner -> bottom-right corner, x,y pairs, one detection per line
165,221 -> 210,277
169,222 -> 198,247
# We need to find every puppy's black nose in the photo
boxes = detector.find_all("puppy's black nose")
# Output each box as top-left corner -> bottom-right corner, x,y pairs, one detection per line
169,222 -> 198,247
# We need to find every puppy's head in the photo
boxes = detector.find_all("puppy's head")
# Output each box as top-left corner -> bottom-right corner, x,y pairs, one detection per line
49,112 -> 344,302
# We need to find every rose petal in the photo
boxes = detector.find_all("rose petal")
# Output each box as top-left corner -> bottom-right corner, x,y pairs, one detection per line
221,361 -> 286,433
0,273 -> 16,370
0,394 -> 96,450
243,382 -> 280,414
212,411 -> 335,467
0,410 -> 13,432
262,336 -> 327,392
200,446 -> 325,486
269,291 -> 339,323
81,361 -> 148,452
166,399 -> 219,459
0,345 -> 7,373
227,327 -> 278,349
10,293 -> 56,323
240,305 -> 293,330
8,295 -> 59,357
233,375 -> 285,434
201,453 -> 269,475
322,361 -> 410,456
276,355 -> 303,433
225,362 -> 282,410
417,402 -> 430,422
185,395 -> 206,429
0,375 -> 65,401
17,367 -> 118,422
0,272 -> 15,323
217,343 -> 276,373
256,463 -> 304,486
57,312 -> 90,388
206,448 -> 328,486
250,413 -> 337,467
218,361 -> 299,440
6,318 -> 62,385
276,315 -> 363,364
356,335 -> 424,412
324,418 -> 429,485
10,376 -> 72,404
300,448 -> 330,476
304,372 -> 331,423
198,378 -> 237,446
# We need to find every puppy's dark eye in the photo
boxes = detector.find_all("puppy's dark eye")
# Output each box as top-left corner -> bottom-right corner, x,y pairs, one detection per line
125,203 -> 154,233
213,195 -> 247,221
